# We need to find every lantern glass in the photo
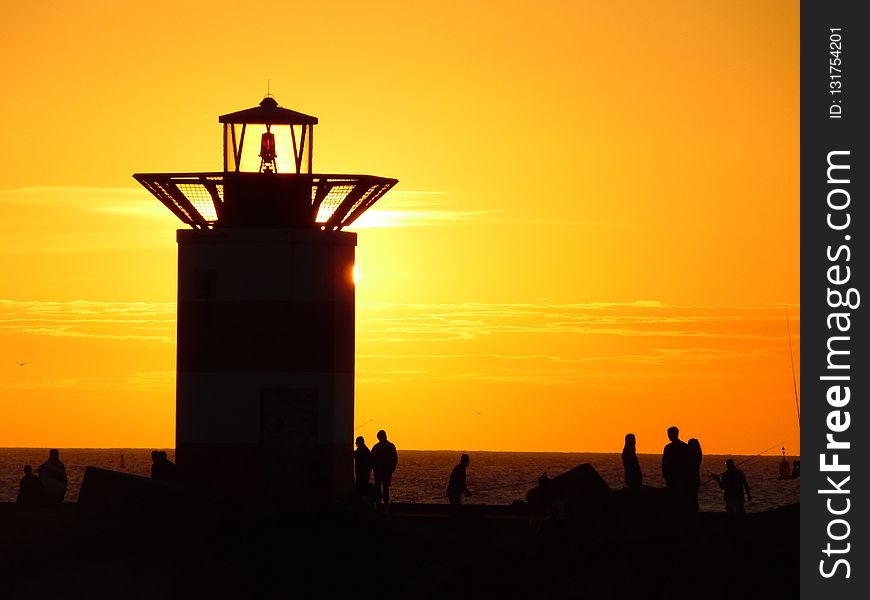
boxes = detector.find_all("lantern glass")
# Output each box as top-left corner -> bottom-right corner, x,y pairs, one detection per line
224,123 -> 312,174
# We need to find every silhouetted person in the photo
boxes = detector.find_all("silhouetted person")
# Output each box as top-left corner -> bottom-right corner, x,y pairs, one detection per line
447,453 -> 472,506
370,430 -> 398,511
17,465 -> 44,506
791,460 -> 801,479
687,438 -> 702,512
710,458 -> 751,514
535,472 -> 551,508
158,451 -> 177,481
37,449 -> 67,505
661,426 -> 690,511
151,450 -> 177,482
621,433 -> 642,490
661,427 -> 689,489
150,450 -> 160,477
354,436 -> 372,491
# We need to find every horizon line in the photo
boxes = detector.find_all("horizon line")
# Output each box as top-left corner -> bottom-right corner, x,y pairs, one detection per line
0,446 -> 799,456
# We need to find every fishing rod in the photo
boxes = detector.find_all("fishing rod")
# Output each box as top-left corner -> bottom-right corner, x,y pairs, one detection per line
785,304 -> 801,431
354,419 -> 374,431
699,441 -> 784,486
735,441 -> 785,468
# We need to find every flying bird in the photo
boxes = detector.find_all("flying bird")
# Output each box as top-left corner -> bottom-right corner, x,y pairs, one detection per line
17,362 -> 26,367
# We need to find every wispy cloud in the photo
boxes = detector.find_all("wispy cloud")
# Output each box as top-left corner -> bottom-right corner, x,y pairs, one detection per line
0,186 -> 499,240
0,186 -> 168,218
348,190 -> 647,229
7,370 -> 175,393
2,298 -> 799,346
0,185 -> 634,236
0,186 -> 177,255
1,297 -> 799,388
357,300 -> 800,343
352,300 -> 800,385
0,299 -> 176,343
352,190 -> 493,228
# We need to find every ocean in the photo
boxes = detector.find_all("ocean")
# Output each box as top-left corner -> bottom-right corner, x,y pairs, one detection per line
0,448 -> 799,513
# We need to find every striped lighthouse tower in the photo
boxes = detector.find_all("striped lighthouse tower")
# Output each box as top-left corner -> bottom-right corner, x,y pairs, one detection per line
135,96 -> 396,504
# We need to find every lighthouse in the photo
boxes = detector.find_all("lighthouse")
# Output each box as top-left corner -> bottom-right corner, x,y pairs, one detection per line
134,96 -> 397,504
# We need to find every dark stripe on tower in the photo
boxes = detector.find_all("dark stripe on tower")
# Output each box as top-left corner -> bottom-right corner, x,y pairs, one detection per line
177,300 -> 354,372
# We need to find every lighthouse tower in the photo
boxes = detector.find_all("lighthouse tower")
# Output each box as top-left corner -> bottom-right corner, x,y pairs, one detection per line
134,96 -> 396,504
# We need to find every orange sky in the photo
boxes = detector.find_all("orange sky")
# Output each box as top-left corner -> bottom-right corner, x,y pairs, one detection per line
0,1 -> 799,454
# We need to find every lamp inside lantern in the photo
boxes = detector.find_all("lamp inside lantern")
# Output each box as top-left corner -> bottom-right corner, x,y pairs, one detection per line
259,125 -> 277,173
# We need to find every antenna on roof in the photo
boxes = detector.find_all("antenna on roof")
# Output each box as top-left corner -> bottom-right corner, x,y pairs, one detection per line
266,78 -> 271,98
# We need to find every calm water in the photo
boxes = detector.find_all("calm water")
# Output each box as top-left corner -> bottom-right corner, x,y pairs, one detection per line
0,448 -> 799,513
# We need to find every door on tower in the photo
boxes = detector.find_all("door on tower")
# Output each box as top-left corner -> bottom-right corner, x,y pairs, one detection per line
259,388 -> 320,503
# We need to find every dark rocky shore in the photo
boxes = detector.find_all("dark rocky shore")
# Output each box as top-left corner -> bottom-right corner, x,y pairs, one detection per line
0,468 -> 798,600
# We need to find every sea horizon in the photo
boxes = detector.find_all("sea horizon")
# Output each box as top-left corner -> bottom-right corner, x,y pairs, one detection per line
0,446 -> 799,456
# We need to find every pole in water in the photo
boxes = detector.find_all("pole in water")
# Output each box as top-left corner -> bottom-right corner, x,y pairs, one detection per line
778,446 -> 792,479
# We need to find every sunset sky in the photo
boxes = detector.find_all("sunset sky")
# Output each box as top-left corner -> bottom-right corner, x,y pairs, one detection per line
0,1 -> 799,454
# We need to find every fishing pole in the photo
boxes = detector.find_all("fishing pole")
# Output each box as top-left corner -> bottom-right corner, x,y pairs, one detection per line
735,441 -> 785,468
699,441 -> 784,486
784,304 -> 801,431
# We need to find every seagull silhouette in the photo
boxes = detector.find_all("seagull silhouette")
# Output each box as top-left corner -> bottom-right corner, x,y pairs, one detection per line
17,362 -> 26,367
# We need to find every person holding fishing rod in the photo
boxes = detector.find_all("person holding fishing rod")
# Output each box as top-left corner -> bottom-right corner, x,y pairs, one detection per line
710,458 -> 752,515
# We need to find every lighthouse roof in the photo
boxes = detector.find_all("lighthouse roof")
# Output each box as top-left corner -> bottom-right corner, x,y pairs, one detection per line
219,96 -> 318,125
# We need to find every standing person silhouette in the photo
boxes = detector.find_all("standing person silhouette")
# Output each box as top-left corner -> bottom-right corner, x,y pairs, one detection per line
151,450 -> 177,482
158,451 -> 177,482
710,458 -> 752,514
621,433 -> 643,490
446,453 -> 472,506
150,450 -> 162,478
661,426 -> 690,511
354,436 -> 372,492
17,465 -> 44,506
37,449 -> 68,505
370,430 -> 398,512
687,438 -> 703,512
